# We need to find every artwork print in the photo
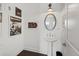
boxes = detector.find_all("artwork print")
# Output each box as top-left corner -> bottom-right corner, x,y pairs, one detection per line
15,7 -> 22,17
10,16 -> 21,36
0,13 -> 2,23
0,13 -> 2,35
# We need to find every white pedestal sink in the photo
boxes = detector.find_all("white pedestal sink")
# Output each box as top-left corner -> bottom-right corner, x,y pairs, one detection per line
45,33 -> 57,56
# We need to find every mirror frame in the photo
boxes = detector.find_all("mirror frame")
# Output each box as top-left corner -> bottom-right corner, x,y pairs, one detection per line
44,14 -> 57,31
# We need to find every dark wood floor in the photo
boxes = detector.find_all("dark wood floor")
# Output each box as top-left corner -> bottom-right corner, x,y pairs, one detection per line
17,50 -> 47,56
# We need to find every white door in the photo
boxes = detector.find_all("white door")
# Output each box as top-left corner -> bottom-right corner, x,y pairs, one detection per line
63,3 -> 79,56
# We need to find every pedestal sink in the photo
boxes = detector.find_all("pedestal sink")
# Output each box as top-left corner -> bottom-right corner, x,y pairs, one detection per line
45,33 -> 57,56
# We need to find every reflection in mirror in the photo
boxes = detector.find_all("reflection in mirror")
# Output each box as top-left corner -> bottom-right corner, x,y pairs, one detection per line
44,14 -> 56,31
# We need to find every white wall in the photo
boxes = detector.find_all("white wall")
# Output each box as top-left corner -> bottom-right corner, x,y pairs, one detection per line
24,16 -> 40,52
0,3 -> 26,56
23,3 -> 41,52
0,3 -> 42,55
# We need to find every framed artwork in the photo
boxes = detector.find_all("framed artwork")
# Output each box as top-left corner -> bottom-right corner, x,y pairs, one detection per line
0,13 -> 2,23
0,13 -> 2,36
28,22 -> 37,28
0,4 -> 2,11
15,7 -> 22,17
10,16 -> 21,36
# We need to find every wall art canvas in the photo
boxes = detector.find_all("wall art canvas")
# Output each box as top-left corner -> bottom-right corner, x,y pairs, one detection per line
0,13 -> 2,23
10,16 -> 21,36
15,7 -> 22,17
28,22 -> 37,28
0,4 -> 2,11
0,13 -> 2,36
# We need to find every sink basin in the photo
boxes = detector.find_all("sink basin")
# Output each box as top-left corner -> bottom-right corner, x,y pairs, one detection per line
46,38 -> 57,42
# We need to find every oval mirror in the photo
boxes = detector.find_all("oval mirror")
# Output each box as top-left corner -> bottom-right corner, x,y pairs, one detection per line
44,14 -> 56,31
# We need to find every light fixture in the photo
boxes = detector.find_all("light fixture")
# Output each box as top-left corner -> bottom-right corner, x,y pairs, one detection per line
48,3 -> 53,14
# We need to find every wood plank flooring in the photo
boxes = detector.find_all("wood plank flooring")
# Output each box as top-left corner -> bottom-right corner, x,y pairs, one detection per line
17,50 -> 47,56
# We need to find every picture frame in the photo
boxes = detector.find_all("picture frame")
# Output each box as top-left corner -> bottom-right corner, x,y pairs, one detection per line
10,16 -> 21,36
0,13 -> 2,36
15,7 -> 22,17
0,13 -> 2,23
28,22 -> 37,28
